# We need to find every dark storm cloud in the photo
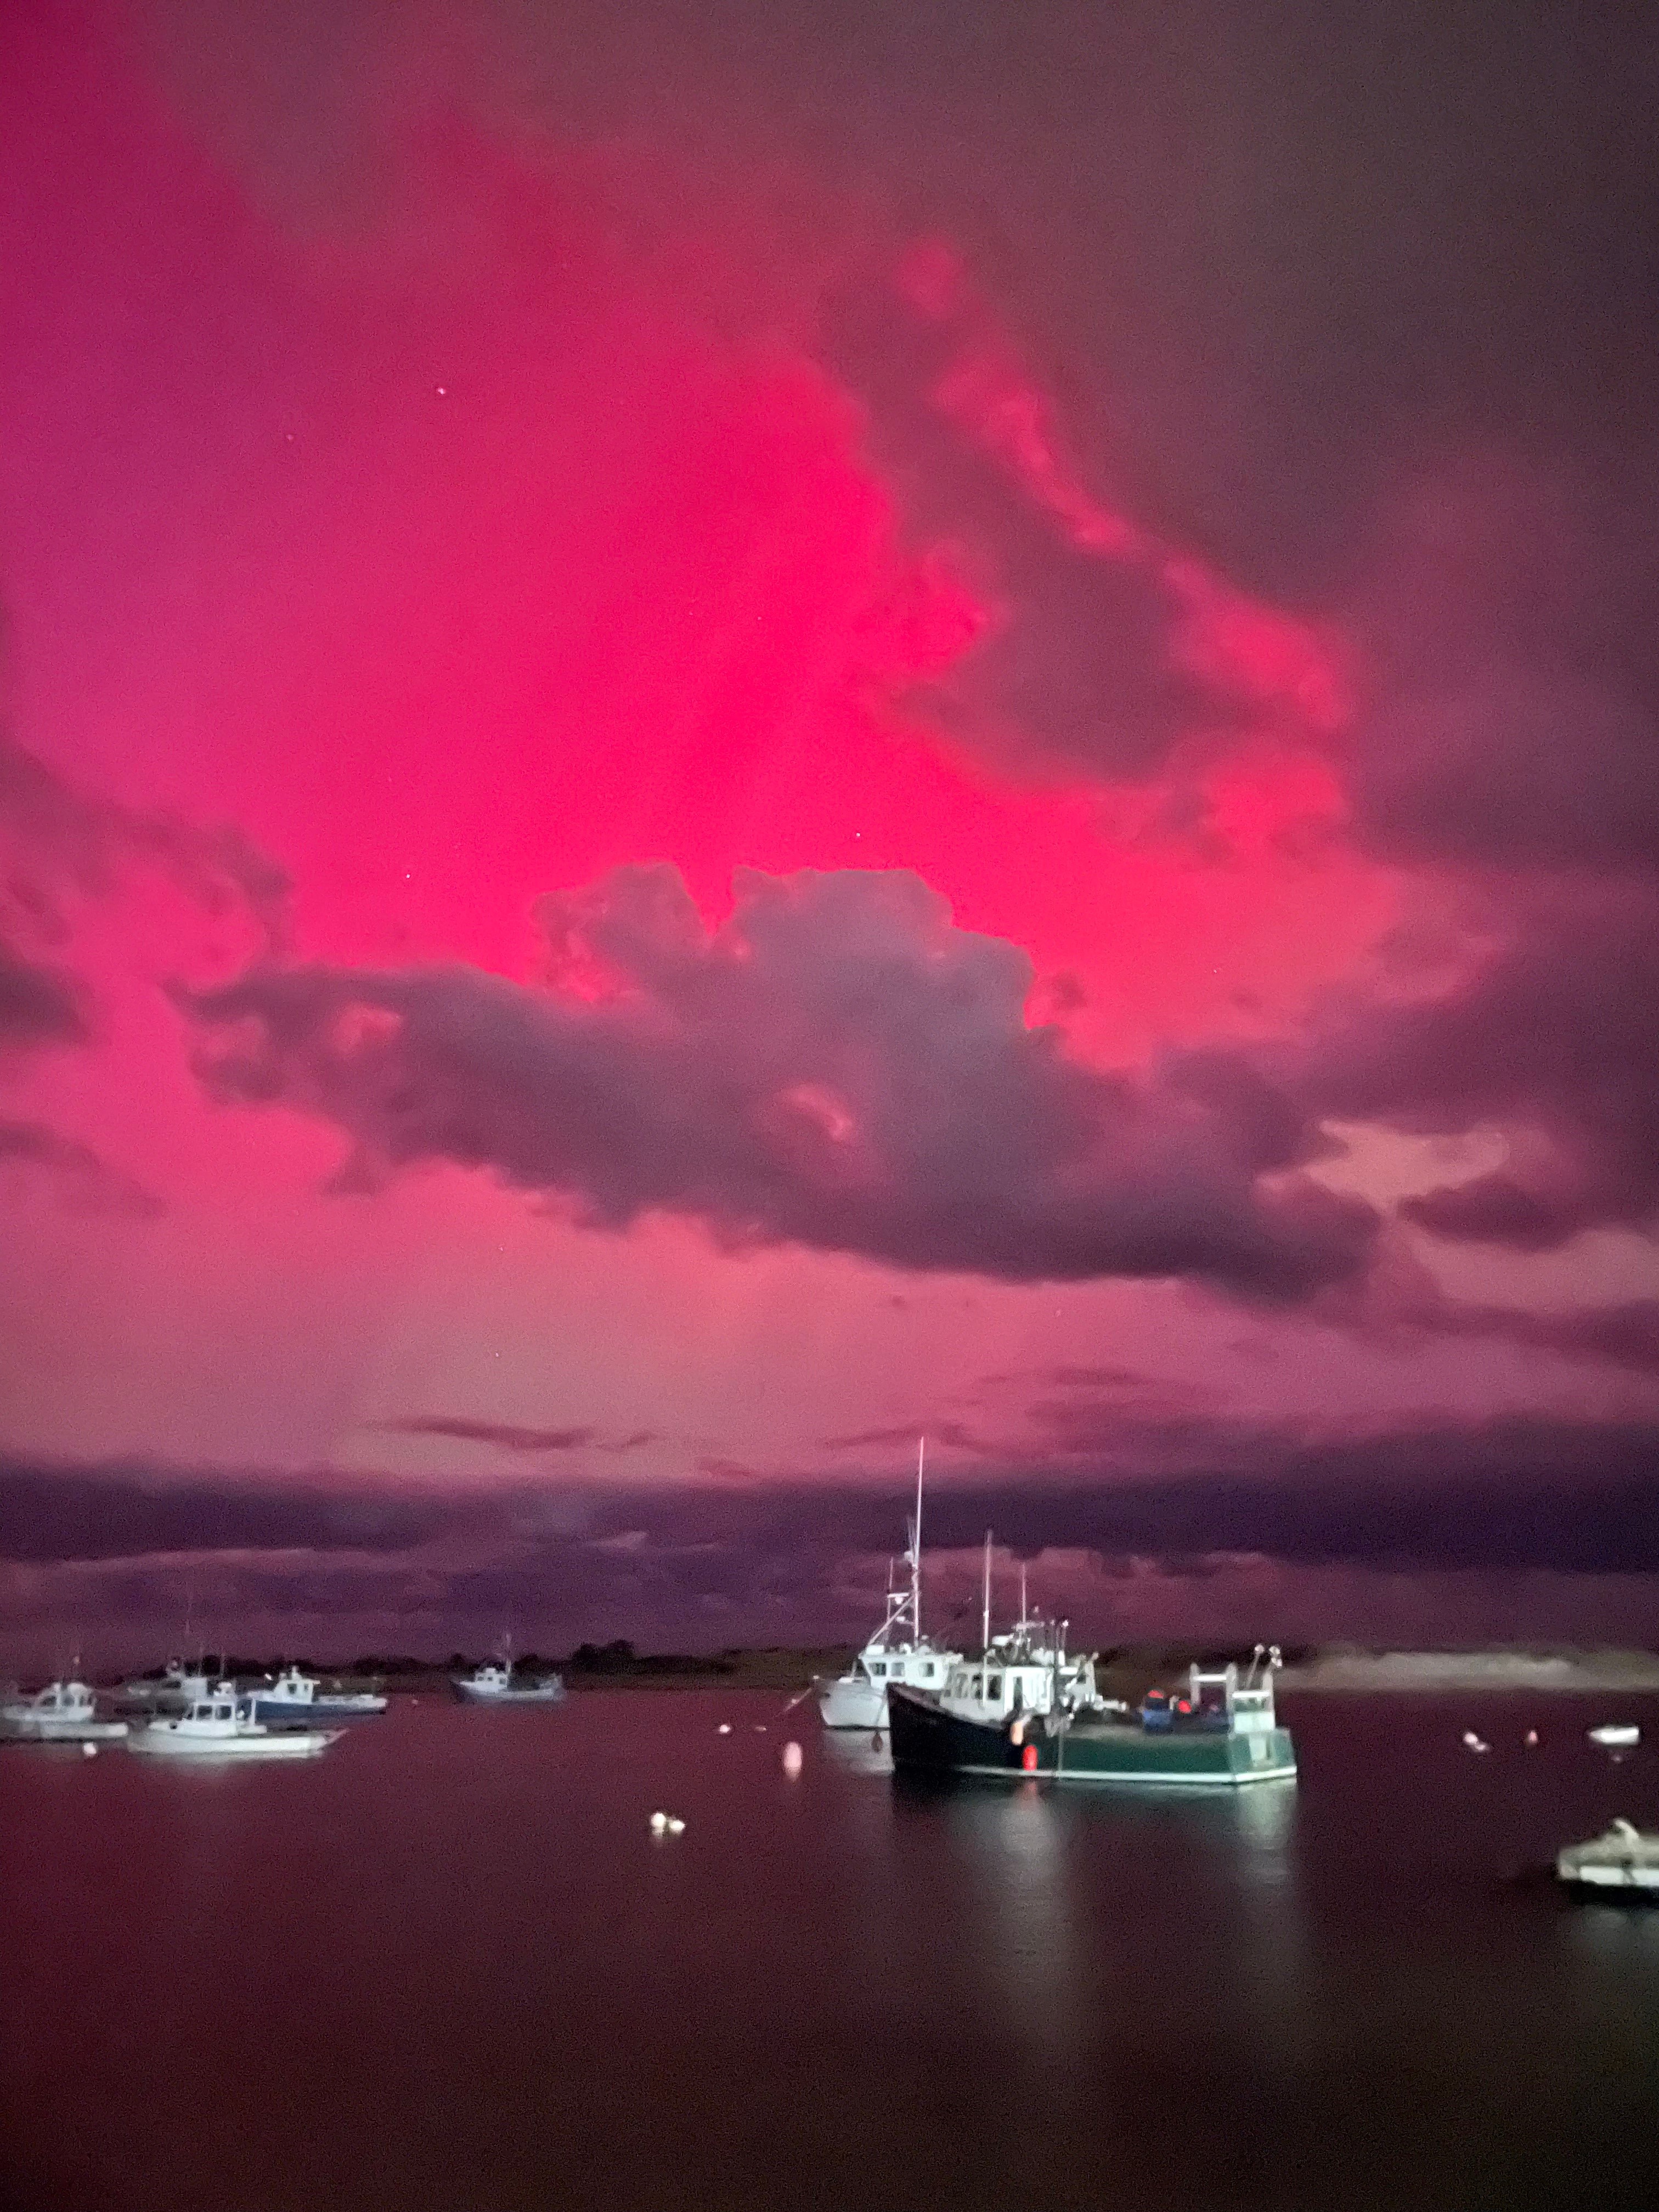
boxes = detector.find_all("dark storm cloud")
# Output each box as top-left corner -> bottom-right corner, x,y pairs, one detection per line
0,1454 -> 477,1565
380,1417 -> 597,1453
0,935 -> 82,1048
11,1414 -> 1656,1589
1345,462 -> 1659,879
0,730 -> 290,955
0,1117 -> 163,1215
822,272 -> 1335,783
178,863 -> 1377,1301
1290,888 -> 1659,1250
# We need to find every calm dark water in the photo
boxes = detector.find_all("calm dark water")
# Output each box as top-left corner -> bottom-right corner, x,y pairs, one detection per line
5,1689 -> 1659,2212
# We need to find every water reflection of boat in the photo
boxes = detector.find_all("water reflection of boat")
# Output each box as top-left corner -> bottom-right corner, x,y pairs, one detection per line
2,1679 -> 128,1742
816,1441 -> 960,1729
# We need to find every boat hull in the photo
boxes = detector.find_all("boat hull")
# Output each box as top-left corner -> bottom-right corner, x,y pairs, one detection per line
127,1727 -> 338,1758
2,1717 -> 129,1742
450,1680 -> 566,1703
1558,1865 -> 1659,1898
249,1696 -> 386,1723
817,1678 -> 888,1731
887,1684 -> 1296,1787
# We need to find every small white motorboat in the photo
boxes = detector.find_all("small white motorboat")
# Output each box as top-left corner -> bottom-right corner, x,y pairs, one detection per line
1,1679 -> 128,1742
127,1690 -> 339,1759
452,1633 -> 565,1703
451,1659 -> 566,1704
1588,1723 -> 1641,1749
1556,1819 -> 1659,1897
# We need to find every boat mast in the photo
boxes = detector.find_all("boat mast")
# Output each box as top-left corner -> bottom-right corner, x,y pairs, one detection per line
980,1530 -> 992,1664
911,1436 -> 926,1645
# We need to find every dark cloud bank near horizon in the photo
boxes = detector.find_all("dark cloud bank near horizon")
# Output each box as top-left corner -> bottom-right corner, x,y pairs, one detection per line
5,1415 -> 1657,1647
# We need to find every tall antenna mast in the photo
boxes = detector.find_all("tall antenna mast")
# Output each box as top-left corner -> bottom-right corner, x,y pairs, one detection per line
911,1436 -> 926,1644
981,1529 -> 992,1658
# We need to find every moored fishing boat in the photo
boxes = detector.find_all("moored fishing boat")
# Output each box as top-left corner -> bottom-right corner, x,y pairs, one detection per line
451,1640 -> 566,1703
890,1626 -> 1296,1790
1,1679 -> 129,1742
1556,1819 -> 1659,1898
890,1534 -> 1296,1788
816,1440 -> 961,1729
248,1664 -> 388,1723
1588,1723 -> 1640,1749
127,1689 -> 340,1759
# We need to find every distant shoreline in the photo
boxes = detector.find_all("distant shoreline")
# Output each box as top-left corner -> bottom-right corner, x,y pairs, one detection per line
1275,1650 -> 1659,1692
87,1642 -> 1659,1699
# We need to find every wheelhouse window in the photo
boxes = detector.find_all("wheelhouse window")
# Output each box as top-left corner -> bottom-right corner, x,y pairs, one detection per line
987,1675 -> 1002,1700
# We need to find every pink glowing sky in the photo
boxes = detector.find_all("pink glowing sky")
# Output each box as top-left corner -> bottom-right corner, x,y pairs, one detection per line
3,1 -> 1656,1662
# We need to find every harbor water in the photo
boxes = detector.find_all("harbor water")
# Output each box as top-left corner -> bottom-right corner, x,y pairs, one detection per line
4,1689 -> 1659,2210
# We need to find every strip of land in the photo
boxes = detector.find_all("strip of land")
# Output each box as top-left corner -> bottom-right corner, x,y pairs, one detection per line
99,1641 -> 1659,1698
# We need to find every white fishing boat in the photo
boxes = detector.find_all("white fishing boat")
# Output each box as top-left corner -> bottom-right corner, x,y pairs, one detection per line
1556,1819 -> 1659,1897
817,1440 -> 962,1730
451,1639 -> 566,1703
127,1689 -> 340,1759
1,1679 -> 128,1742
1588,1723 -> 1641,1749
248,1664 -> 387,1722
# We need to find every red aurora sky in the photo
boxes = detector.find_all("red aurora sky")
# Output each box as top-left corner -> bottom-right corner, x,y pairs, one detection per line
3,0 -> 1657,1667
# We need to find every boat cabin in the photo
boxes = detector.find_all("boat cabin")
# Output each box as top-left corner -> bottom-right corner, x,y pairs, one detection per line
857,1641 -> 951,1691
266,1666 -> 318,1703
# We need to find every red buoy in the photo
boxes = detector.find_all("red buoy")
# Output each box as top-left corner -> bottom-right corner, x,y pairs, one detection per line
1022,1742 -> 1038,1772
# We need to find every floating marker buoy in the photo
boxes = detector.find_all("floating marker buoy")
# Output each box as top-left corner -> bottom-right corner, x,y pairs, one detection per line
717,1723 -> 732,1735
753,1724 -> 768,1733
1462,1730 -> 1491,1754
650,1810 -> 668,1835
1022,1742 -> 1038,1773
82,1742 -> 98,1759
782,1740 -> 803,1779
1525,1729 -> 1539,1747
667,1817 -> 685,1835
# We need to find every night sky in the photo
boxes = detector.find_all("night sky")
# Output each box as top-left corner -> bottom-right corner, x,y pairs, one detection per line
3,0 -> 1657,1668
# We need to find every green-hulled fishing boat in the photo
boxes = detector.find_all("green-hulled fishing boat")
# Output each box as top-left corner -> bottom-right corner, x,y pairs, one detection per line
887,1538 -> 1295,1787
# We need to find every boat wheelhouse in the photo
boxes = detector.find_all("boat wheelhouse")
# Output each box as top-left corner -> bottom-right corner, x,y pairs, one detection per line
816,1440 -> 961,1730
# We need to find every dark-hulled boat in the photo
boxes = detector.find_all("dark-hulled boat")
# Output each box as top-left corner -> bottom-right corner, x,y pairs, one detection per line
889,1650 -> 1296,1788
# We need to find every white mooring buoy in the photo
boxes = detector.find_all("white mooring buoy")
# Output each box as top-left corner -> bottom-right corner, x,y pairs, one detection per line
782,1740 -> 803,1779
